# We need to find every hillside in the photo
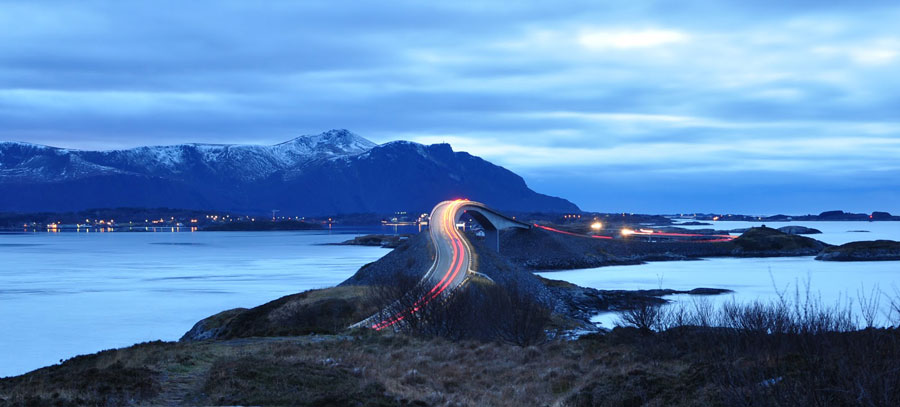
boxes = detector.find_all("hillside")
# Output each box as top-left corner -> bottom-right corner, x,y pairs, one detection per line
0,130 -> 578,215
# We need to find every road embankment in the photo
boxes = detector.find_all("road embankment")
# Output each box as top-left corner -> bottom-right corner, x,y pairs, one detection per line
500,226 -> 829,271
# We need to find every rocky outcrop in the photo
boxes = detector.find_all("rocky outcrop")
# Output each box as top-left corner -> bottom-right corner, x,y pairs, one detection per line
331,234 -> 411,248
729,227 -> 828,257
338,232 -> 435,286
180,308 -> 246,341
500,226 -> 830,271
815,240 -> 900,261
777,225 -> 822,235
180,286 -> 375,341
537,277 -> 733,323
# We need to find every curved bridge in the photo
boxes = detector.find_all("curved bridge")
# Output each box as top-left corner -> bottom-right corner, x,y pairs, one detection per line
359,199 -> 530,330
456,201 -> 532,251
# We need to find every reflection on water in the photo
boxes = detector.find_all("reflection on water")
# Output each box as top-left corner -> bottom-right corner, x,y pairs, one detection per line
0,229 -> 396,377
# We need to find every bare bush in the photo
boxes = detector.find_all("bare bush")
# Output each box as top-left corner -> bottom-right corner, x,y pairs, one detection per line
886,285 -> 900,327
365,271 -> 551,345
617,301 -> 663,332
858,284 -> 882,329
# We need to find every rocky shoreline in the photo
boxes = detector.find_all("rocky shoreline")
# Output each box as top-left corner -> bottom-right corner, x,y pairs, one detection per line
538,276 -> 732,325
816,240 -> 900,261
501,226 -> 830,271
328,234 -> 412,248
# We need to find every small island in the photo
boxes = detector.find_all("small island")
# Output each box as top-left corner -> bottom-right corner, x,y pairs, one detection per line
815,240 -> 900,261
332,234 -> 411,248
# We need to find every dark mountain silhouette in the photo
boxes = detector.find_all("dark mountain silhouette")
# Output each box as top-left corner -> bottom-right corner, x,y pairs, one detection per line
0,129 -> 578,215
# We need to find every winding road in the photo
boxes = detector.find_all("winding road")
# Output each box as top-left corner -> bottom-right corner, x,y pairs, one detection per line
370,199 -> 474,330
361,200 -> 733,330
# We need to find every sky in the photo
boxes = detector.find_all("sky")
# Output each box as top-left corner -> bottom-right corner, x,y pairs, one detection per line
1,1 -> 899,214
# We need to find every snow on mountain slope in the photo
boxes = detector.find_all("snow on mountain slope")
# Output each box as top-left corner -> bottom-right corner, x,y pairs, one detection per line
0,129 -> 581,214
0,129 -> 375,182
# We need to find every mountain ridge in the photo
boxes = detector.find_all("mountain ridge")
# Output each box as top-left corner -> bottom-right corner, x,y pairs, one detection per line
0,130 -> 579,215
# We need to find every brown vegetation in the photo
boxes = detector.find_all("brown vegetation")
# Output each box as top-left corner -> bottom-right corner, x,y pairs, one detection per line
181,285 -> 377,341
367,271 -> 553,345
5,320 -> 900,406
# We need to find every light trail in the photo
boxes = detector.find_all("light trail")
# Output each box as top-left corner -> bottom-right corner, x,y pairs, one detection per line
372,199 -> 469,330
535,223 -> 735,242
629,230 -> 735,240
533,224 -> 613,239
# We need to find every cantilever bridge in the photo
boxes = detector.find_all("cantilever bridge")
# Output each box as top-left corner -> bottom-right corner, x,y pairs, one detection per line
355,200 -> 734,330
355,199 -> 530,330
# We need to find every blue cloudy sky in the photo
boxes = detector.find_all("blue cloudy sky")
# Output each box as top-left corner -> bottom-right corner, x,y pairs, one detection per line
2,1 -> 899,214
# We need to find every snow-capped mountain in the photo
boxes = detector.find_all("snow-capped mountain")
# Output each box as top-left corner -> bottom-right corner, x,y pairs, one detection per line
0,129 -> 376,182
0,129 -> 578,215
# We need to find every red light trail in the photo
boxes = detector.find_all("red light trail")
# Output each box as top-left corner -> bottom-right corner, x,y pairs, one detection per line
372,204 -> 736,330
534,223 -> 735,242
533,224 -> 613,239
373,200 -> 469,330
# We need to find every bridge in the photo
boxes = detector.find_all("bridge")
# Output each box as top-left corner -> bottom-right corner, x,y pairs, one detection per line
455,200 -> 532,252
356,199 -> 530,330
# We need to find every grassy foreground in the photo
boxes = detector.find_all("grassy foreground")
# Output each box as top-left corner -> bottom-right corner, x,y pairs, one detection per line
3,325 -> 900,406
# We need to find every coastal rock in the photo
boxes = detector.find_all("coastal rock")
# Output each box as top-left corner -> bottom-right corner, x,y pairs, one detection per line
181,308 -> 246,341
815,240 -> 900,261
536,277 -> 733,323
777,225 -> 822,235
333,234 -> 410,248
180,286 -> 375,341
339,233 -> 434,286
730,227 -> 828,257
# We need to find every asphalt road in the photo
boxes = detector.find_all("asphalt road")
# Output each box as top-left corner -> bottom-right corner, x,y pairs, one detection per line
371,199 -> 472,330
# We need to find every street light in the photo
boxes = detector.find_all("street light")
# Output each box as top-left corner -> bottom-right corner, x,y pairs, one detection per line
590,221 -> 603,231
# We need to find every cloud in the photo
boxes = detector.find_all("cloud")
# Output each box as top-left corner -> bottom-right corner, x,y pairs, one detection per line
0,0 -> 899,212
578,29 -> 690,49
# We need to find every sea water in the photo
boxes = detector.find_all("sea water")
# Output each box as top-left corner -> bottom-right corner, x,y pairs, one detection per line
0,229 -> 393,377
539,221 -> 900,328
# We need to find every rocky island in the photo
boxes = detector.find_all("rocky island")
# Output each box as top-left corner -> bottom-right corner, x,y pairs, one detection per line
500,225 -> 829,270
332,234 -> 412,248
815,240 -> 900,261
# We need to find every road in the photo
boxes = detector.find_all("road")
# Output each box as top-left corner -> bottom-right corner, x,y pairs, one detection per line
363,201 -> 733,330
535,223 -> 735,242
371,199 -> 473,330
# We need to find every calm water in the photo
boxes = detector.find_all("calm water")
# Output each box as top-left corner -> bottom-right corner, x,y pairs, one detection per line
2,221 -> 898,377
673,219 -> 899,245
0,229 -> 398,377
540,221 -> 900,328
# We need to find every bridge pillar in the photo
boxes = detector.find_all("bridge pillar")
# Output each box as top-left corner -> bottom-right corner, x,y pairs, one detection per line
484,228 -> 499,252
456,203 -> 530,254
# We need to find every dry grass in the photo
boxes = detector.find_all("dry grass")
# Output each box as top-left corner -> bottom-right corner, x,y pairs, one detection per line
0,331 -> 722,406
5,314 -> 900,406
